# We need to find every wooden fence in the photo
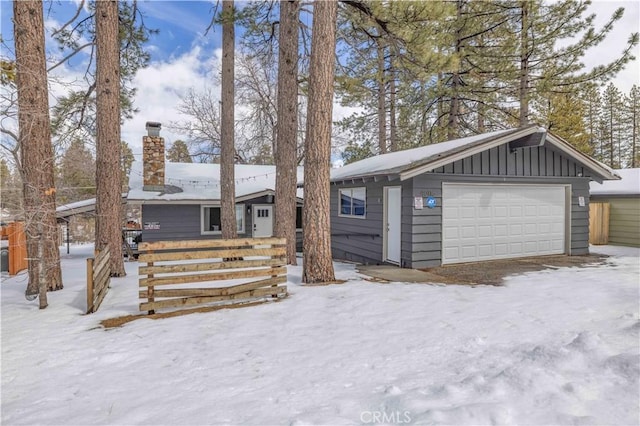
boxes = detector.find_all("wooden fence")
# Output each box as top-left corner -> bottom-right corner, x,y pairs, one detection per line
0,222 -> 28,275
86,247 -> 111,314
138,238 -> 288,315
589,202 -> 610,245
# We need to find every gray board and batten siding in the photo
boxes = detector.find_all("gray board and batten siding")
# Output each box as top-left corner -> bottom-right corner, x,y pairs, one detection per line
331,142 -> 596,268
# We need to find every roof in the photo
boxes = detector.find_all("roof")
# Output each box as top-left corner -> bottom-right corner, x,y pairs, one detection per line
56,194 -> 128,220
329,125 -> 619,183
590,168 -> 640,196
128,161 -> 304,203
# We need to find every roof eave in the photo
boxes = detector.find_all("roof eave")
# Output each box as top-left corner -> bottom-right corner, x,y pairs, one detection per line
545,133 -> 619,181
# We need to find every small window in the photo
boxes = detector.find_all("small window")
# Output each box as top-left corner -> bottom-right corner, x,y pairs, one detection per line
296,206 -> 303,230
339,188 -> 366,218
202,205 -> 244,234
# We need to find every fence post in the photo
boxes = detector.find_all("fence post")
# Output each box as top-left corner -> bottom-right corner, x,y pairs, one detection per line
86,257 -> 94,314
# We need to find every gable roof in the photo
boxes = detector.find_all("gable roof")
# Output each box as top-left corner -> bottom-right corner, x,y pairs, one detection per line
330,125 -> 618,183
128,161 -> 304,203
590,168 -> 640,196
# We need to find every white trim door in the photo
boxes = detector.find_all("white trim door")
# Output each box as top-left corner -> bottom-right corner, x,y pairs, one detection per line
442,183 -> 567,264
384,186 -> 402,264
252,205 -> 273,238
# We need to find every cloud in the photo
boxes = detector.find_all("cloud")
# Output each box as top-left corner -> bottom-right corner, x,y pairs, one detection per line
122,44 -> 223,156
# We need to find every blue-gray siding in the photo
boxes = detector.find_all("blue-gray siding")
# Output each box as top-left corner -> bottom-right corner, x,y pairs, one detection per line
331,143 -> 594,268
139,196 -> 303,249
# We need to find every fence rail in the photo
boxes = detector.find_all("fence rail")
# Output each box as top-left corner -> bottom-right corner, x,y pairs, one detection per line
138,238 -> 288,315
86,247 -> 111,314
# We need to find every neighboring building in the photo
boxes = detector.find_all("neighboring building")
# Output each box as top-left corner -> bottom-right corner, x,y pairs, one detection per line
329,125 -> 618,268
127,123 -> 303,244
589,168 -> 640,247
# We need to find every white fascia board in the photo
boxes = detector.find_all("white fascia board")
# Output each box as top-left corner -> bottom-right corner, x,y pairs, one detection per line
399,126 -> 540,181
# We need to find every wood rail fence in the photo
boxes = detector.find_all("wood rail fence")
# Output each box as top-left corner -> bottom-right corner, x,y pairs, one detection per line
138,238 -> 288,315
86,247 -> 111,314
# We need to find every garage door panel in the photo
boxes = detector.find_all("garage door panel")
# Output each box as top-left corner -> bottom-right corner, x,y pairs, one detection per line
442,184 -> 566,264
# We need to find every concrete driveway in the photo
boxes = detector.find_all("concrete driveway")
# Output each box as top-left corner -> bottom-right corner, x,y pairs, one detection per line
357,254 -> 609,286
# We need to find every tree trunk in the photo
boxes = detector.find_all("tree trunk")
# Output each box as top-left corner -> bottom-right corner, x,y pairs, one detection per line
95,0 -> 125,276
448,0 -> 463,139
519,1 -> 530,126
477,102 -> 486,133
302,0 -> 337,284
389,58 -> 397,152
275,0 -> 300,265
302,1 -> 338,283
14,0 -> 63,303
221,0 -> 237,239
376,37 -> 387,154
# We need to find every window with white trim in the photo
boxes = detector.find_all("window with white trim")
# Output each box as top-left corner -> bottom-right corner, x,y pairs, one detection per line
201,204 -> 245,234
339,188 -> 366,218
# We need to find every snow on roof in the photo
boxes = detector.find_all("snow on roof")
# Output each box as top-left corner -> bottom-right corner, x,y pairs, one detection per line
128,161 -> 305,202
590,168 -> 640,196
56,194 -> 128,218
330,128 -> 520,182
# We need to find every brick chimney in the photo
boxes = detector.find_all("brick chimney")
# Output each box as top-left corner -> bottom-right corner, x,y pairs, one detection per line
143,121 -> 165,191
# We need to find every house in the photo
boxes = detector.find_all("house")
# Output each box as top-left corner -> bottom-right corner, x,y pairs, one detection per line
589,168 -> 640,247
329,125 -> 618,268
127,122 -> 304,244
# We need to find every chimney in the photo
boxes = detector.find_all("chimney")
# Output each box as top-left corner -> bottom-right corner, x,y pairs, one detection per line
143,121 -> 165,191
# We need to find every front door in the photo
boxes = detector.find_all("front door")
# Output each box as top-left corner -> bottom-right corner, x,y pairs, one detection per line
385,186 -> 402,264
252,205 -> 273,238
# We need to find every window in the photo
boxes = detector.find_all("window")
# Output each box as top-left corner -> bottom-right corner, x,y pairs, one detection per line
339,188 -> 366,218
201,204 -> 245,234
296,205 -> 303,230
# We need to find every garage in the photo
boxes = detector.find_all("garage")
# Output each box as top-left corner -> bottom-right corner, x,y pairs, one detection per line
329,125 -> 618,268
442,183 -> 567,264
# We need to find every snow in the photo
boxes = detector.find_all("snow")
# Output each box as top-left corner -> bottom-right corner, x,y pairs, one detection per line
2,245 -> 639,425
330,128 -> 518,182
590,168 -> 640,196
128,162 -> 305,202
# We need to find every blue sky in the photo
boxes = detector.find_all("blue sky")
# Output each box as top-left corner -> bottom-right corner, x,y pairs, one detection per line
1,0 -> 639,159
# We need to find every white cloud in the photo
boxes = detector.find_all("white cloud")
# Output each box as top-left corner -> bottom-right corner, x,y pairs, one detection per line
122,45 -> 223,156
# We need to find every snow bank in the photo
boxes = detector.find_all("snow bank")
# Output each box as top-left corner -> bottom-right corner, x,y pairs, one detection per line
2,245 -> 638,425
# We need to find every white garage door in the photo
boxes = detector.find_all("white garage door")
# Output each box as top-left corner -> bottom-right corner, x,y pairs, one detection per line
442,184 -> 567,264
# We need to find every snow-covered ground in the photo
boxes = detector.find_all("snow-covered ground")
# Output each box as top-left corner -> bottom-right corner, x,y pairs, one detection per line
2,244 -> 639,425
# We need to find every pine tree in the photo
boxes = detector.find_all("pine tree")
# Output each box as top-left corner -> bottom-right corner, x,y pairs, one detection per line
274,0 -> 300,265
539,93 -> 592,155
508,0 -> 638,125
599,83 -> 624,168
121,140 -> 135,188
58,139 -> 96,203
95,0 -> 125,276
582,84 -> 602,161
14,0 -> 63,307
302,0 -> 338,284
220,0 -> 237,240
166,140 -> 192,163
